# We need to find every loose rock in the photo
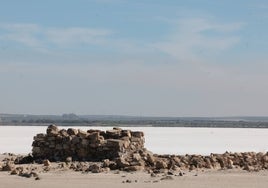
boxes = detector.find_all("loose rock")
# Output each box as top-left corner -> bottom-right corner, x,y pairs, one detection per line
43,159 -> 51,166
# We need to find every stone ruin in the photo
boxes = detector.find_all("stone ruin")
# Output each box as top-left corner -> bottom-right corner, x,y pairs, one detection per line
32,125 -> 145,162
1,125 -> 268,176
30,125 -> 268,173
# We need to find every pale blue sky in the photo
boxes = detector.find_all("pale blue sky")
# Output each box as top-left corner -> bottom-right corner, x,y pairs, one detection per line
0,0 -> 268,116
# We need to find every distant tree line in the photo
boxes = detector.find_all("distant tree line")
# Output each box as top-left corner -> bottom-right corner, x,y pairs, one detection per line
1,118 -> 268,128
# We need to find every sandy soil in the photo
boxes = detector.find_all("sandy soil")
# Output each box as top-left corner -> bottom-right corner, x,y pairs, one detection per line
1,168 -> 268,188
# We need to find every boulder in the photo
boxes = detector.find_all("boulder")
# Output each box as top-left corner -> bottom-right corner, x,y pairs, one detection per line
14,154 -> 34,164
108,161 -> 118,170
88,164 -> 102,173
75,162 -> 89,172
227,159 -> 235,169
10,167 -> 24,175
204,157 -> 213,169
155,160 -> 168,169
43,159 -> 51,166
262,155 -> 268,163
133,153 -> 142,162
172,156 -> 181,164
65,157 -> 72,163
10,169 -> 19,175
116,157 -> 130,168
2,161 -> 15,171
102,159 -> 110,168
190,156 -> 206,168
146,153 -> 156,165
243,164 -> 255,172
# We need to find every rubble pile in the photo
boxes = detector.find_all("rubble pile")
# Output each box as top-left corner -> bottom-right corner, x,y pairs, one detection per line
155,152 -> 268,172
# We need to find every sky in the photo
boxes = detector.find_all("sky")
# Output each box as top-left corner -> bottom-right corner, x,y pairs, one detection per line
0,0 -> 268,117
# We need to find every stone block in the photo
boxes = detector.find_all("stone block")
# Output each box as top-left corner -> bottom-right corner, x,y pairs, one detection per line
106,129 -> 121,139
34,134 -> 46,141
81,139 -> 89,146
47,124 -> 59,136
59,129 -> 69,137
71,136 -> 80,144
121,130 -> 131,138
32,147 -> 41,154
78,129 -> 88,138
67,128 -> 78,136
106,139 -> 124,150
87,132 -> 100,142
55,144 -> 63,150
131,131 -> 144,138
47,136 -> 56,141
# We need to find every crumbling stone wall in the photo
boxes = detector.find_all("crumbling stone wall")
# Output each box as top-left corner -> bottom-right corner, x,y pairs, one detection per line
32,125 -> 145,161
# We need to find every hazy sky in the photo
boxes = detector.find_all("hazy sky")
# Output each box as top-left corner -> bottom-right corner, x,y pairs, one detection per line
1,0 -> 268,116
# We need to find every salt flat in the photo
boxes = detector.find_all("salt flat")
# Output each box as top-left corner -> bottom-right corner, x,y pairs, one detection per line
0,126 -> 267,155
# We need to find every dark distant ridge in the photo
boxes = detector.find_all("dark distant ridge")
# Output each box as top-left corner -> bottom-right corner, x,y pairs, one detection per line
1,113 -> 268,128
1,113 -> 268,121
80,115 -> 268,122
